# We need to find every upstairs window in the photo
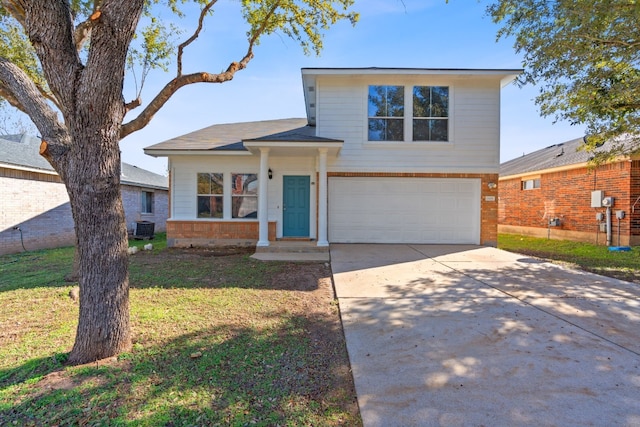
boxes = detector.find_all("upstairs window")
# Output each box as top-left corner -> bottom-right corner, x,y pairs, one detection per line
368,85 -> 404,141
197,173 -> 224,218
231,173 -> 258,219
413,86 -> 449,141
141,191 -> 153,214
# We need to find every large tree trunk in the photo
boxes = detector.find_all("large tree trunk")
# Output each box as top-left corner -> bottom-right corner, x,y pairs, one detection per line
66,129 -> 131,364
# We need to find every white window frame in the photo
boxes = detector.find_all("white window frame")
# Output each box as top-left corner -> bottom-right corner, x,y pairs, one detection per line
141,191 -> 154,214
231,172 -> 259,219
522,178 -> 541,190
197,172 -> 224,218
412,85 -> 449,142
365,84 -> 453,144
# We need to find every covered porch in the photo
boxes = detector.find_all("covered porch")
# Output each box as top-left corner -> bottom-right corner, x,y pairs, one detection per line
243,132 -> 342,248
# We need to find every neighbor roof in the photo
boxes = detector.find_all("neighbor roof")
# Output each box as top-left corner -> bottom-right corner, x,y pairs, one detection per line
499,136 -> 622,178
0,134 -> 53,173
0,134 -> 167,189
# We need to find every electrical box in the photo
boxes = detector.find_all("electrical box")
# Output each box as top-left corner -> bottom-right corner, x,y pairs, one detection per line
616,210 -> 625,220
596,212 -> 604,221
549,218 -> 561,227
602,197 -> 614,207
591,190 -> 604,208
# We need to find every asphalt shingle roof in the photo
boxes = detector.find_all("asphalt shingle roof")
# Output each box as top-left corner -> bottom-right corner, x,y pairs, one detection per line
500,136 -> 616,177
144,118 -> 318,151
0,133 -> 167,189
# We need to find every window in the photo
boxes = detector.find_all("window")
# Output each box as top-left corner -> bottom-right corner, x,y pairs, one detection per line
232,173 -> 258,218
413,86 -> 449,141
141,191 -> 153,214
197,173 -> 224,218
368,85 -> 404,141
522,178 -> 541,190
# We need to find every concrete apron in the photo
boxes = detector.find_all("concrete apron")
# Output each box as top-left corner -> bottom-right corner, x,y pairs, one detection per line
330,244 -> 640,427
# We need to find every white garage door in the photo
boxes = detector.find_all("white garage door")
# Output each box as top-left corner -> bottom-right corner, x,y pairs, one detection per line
328,177 -> 481,244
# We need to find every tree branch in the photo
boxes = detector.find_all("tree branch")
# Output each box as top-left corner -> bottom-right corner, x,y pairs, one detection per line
0,57 -> 69,171
72,0 -> 105,51
121,0 -> 284,139
0,58 -> 63,133
0,83 -> 28,114
1,0 -> 27,27
177,0 -> 217,77
13,0 -> 84,117
576,33 -> 640,49
120,57 -> 251,138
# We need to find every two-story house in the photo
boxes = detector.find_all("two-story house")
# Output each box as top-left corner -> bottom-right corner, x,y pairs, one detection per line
144,67 -> 520,248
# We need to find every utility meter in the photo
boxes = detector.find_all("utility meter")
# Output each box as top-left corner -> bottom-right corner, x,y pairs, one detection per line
602,197 -> 614,207
596,212 -> 604,221
616,210 -> 626,220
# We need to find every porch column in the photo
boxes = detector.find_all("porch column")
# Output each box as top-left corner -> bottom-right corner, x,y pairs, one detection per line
257,148 -> 270,247
317,148 -> 329,246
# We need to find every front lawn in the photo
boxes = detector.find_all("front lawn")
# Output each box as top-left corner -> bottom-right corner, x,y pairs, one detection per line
498,233 -> 640,283
0,234 -> 360,426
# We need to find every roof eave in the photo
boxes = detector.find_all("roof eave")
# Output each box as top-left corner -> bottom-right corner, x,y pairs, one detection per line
0,161 -> 57,175
144,149 -> 252,158
243,139 -> 343,156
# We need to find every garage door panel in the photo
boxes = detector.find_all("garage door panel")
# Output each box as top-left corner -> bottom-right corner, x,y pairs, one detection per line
328,177 -> 480,244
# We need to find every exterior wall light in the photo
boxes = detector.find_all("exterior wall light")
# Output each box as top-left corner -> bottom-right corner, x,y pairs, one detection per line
487,182 -> 497,189
268,168 -> 273,180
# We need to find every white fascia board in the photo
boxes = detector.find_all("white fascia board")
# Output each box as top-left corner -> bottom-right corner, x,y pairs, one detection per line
0,162 -> 58,175
301,67 -> 523,77
144,150 -> 252,158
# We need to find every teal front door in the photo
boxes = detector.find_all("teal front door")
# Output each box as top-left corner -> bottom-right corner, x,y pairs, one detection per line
283,175 -> 310,237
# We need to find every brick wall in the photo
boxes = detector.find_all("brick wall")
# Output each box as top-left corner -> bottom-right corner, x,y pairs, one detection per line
121,185 -> 169,234
499,161 -> 640,245
0,169 -> 75,255
1,167 -> 169,255
167,220 -> 277,247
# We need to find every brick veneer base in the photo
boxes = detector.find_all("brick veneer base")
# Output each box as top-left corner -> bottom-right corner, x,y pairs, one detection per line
166,220 -> 276,247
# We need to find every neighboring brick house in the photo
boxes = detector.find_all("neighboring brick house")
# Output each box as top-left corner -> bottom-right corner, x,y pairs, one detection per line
499,136 -> 640,246
0,134 -> 169,255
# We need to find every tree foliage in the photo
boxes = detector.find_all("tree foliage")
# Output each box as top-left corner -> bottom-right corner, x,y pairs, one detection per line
488,0 -> 640,156
0,0 -> 357,364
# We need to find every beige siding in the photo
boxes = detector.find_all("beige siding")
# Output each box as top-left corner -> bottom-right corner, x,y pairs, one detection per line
314,75 -> 501,173
169,155 -> 318,239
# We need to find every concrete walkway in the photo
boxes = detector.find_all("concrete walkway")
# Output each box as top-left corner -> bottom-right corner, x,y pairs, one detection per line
330,244 -> 640,427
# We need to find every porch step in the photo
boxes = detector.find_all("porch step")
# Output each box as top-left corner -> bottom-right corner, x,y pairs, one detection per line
254,241 -> 329,254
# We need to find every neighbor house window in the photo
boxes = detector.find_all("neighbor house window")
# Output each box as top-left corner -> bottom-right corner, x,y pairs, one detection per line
141,191 -> 153,214
522,178 -> 541,190
232,173 -> 258,219
413,86 -> 449,141
368,85 -> 404,141
197,173 -> 224,218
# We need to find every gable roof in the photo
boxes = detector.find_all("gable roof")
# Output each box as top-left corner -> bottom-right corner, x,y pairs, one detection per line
144,118 -> 311,154
0,133 -> 167,189
0,134 -> 53,173
499,136 -> 622,178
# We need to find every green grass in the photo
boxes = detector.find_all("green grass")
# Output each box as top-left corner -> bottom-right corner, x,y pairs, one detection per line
0,234 -> 360,426
498,233 -> 640,283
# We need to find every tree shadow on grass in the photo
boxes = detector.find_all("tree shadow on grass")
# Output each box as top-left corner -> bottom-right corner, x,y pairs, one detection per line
0,313 -> 360,426
128,251 -> 325,292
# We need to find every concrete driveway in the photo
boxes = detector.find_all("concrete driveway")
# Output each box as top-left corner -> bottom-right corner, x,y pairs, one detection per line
330,244 -> 640,427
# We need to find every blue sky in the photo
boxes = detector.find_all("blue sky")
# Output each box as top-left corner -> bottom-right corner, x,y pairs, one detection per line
119,0 -> 585,175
